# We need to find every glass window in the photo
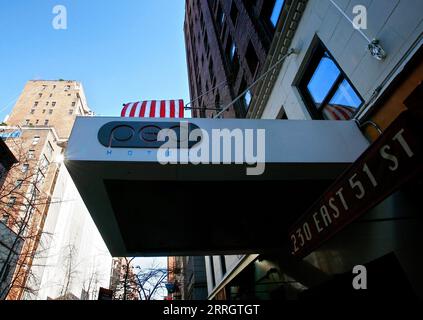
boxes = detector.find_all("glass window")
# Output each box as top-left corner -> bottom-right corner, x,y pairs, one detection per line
230,43 -> 237,61
15,180 -> 23,189
230,2 -> 238,26
7,197 -> 16,208
306,53 -> 340,104
270,0 -> 285,26
298,41 -> 363,120
22,163 -> 29,173
244,89 -> 252,110
32,136 -> 40,145
28,150 -> 35,159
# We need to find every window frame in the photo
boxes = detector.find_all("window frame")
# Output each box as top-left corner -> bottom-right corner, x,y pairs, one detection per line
297,39 -> 364,120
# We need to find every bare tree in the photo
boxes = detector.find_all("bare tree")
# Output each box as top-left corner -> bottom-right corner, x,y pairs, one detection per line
113,258 -> 174,301
59,244 -> 81,298
0,136 -> 59,300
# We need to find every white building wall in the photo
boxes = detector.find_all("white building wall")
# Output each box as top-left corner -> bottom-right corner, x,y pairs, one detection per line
25,165 -> 112,300
261,0 -> 423,119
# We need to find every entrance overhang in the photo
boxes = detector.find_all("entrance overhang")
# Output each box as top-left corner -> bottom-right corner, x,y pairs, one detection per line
65,117 -> 368,257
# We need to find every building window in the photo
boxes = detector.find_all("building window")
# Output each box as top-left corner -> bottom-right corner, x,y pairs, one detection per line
15,179 -> 23,189
44,119 -> 49,126
217,4 -> 225,29
42,109 -> 46,114
41,155 -> 50,170
34,102 -> 39,107
22,164 -> 29,173
42,85 -> 47,90
230,1 -> 239,26
32,136 -> 40,145
209,256 -> 216,287
25,119 -> 30,126
245,41 -> 259,76
270,0 -> 284,26
38,93 -> 42,98
69,109 -> 74,115
30,109 -> 35,115
239,79 -> 252,113
49,94 -> 53,98
298,41 -> 363,120
220,256 -> 227,275
49,109 -> 53,115
7,196 -> 17,208
65,85 -> 71,91
53,85 -> 56,90
28,150 -> 35,159
35,119 -> 39,125
46,142 -> 54,158
230,42 -> 237,61
46,101 -> 49,106
52,102 -> 56,107
71,102 -> 76,107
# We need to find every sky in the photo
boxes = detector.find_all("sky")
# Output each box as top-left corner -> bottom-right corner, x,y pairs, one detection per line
0,0 -> 190,121
0,0 -> 189,291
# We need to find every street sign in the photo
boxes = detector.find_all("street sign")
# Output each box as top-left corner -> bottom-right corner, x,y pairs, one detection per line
289,110 -> 423,258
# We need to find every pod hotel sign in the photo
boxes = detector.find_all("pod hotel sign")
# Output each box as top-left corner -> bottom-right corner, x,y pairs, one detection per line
289,110 -> 423,258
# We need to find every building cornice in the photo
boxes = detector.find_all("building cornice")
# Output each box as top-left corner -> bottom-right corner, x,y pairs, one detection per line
247,0 -> 308,119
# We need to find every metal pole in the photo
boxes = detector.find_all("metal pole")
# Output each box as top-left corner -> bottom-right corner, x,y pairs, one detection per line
214,48 -> 296,118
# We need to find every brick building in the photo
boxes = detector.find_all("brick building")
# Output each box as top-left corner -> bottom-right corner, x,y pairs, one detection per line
0,80 -> 92,299
184,0 -> 285,118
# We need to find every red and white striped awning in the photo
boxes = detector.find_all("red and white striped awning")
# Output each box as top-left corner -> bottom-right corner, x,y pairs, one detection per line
121,100 -> 185,118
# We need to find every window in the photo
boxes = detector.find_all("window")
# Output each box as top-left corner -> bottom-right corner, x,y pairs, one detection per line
217,4 -> 225,29
220,256 -> 227,275
38,93 -> 42,98
52,102 -> 56,107
230,1 -> 239,26
42,109 -> 46,114
30,109 -> 35,115
35,119 -> 39,125
44,119 -> 49,126
41,155 -> 50,170
46,101 -> 49,106
49,109 -> 53,115
53,85 -> 56,90
46,142 -> 54,158
230,42 -> 237,61
209,256 -> 216,287
25,119 -> 30,126
270,0 -> 284,26
49,94 -> 53,98
69,109 -> 74,115
32,136 -> 40,145
298,41 -> 363,120
71,102 -> 76,107
22,164 -> 29,173
245,41 -> 259,76
15,180 -> 23,189
42,85 -> 47,90
28,150 -> 35,159
7,197 -> 16,208
34,102 -> 39,107
65,85 -> 71,91
239,79 -> 252,112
